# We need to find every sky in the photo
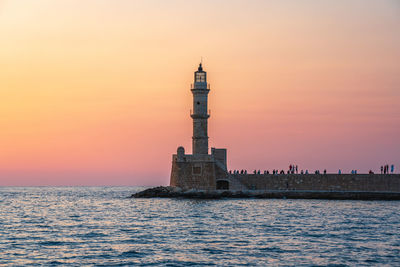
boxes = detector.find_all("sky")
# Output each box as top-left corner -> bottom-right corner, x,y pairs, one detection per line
0,0 -> 399,186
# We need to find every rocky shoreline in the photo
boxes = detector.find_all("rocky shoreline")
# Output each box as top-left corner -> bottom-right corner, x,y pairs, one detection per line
131,186 -> 400,200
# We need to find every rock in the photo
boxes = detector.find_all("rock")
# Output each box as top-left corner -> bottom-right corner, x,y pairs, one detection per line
130,186 -> 183,198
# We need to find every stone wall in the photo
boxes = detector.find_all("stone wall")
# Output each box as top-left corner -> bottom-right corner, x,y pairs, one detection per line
170,156 -> 217,190
227,174 -> 400,192
169,148 -> 228,190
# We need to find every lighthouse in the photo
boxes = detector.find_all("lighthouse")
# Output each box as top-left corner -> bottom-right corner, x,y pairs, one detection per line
170,63 -> 228,190
191,63 -> 210,155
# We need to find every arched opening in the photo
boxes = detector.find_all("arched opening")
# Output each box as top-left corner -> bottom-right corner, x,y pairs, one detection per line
216,180 -> 229,190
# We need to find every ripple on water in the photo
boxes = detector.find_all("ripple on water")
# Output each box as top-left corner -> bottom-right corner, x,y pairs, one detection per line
0,187 -> 399,266
120,249 -> 146,258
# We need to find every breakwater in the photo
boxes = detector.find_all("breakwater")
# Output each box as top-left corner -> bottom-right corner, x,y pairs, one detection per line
131,186 -> 400,200
225,173 -> 400,192
135,174 -> 400,200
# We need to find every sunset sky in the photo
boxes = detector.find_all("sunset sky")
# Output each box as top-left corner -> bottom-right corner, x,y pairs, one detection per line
1,0 -> 399,186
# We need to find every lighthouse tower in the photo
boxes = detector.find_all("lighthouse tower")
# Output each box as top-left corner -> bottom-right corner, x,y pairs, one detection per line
170,63 -> 228,190
191,63 -> 210,155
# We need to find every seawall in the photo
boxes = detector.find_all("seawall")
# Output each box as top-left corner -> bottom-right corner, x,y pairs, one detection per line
131,186 -> 400,200
225,174 -> 400,192
132,174 -> 400,200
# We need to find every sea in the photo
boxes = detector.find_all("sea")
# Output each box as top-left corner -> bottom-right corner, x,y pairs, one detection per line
0,187 -> 399,266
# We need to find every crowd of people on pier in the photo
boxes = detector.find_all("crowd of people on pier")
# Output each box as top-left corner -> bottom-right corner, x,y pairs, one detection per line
229,164 -> 396,175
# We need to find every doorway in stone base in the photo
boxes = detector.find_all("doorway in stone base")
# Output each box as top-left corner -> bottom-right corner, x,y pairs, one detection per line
216,180 -> 229,190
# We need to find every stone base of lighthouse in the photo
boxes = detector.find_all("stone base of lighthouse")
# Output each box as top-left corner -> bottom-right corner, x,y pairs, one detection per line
170,147 -> 228,190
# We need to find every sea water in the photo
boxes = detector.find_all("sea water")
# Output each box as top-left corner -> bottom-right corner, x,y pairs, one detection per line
0,187 -> 399,266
